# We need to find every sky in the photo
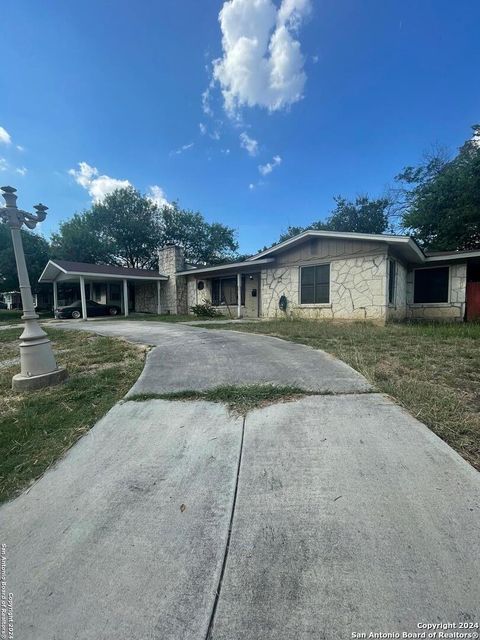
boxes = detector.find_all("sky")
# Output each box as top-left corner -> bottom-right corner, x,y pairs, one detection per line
1,0 -> 480,255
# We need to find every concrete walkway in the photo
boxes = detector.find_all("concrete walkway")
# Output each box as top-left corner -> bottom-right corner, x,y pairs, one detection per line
2,320 -> 479,639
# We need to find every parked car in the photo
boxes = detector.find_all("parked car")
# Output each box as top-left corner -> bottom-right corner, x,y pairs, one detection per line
54,300 -> 121,319
0,301 -> 7,309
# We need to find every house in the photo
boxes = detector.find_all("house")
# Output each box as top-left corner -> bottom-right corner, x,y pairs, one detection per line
170,231 -> 480,323
38,231 -> 480,322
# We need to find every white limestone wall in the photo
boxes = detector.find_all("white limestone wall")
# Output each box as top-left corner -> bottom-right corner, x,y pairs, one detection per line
406,263 -> 467,321
260,254 -> 388,321
135,283 -> 158,313
186,274 -> 259,318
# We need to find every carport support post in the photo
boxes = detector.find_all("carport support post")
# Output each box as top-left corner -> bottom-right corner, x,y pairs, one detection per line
53,280 -> 58,311
123,279 -> 129,317
237,272 -> 242,319
79,276 -> 87,320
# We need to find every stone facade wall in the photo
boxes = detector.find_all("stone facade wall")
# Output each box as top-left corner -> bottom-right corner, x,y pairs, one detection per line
259,239 -> 389,321
135,282 -> 158,313
159,246 -> 187,314
406,263 -> 467,321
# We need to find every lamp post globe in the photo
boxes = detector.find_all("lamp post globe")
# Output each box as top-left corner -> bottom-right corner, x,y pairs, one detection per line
0,186 -> 67,391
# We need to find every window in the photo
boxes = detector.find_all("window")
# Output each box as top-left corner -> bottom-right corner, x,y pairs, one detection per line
300,264 -> 330,304
109,283 -> 121,302
211,276 -> 246,306
388,259 -> 396,305
414,267 -> 449,303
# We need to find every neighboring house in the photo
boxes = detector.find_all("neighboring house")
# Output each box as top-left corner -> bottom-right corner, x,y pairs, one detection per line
37,231 -> 480,322
0,291 -> 23,310
168,231 -> 480,323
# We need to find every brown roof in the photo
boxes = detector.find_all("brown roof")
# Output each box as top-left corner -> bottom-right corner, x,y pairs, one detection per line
52,260 -> 166,278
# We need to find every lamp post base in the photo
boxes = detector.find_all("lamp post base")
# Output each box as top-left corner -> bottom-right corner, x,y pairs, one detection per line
12,367 -> 68,392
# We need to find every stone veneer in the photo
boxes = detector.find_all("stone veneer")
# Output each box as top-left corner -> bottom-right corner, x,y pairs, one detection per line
260,254 -> 388,320
159,246 -> 187,314
134,282 -> 158,314
406,263 -> 467,321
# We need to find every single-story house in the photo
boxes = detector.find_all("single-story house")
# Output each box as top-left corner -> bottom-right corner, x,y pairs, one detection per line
38,231 -> 480,322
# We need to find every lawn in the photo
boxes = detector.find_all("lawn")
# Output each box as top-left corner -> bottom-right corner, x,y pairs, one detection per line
0,327 -> 145,503
0,309 -> 53,324
201,319 -> 480,470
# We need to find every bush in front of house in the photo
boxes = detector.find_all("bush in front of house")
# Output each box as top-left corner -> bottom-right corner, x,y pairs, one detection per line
190,301 -> 224,318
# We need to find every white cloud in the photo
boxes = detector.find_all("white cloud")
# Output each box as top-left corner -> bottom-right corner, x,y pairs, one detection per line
202,87 -> 213,116
240,131 -> 259,156
0,158 -> 8,171
147,185 -> 169,208
16,145 -> 24,152
0,127 -> 11,145
171,142 -> 194,156
199,122 -> 207,135
249,183 -> 255,190
258,154 -> 282,175
16,167 -> 27,176
211,0 -> 311,115
68,162 -> 131,203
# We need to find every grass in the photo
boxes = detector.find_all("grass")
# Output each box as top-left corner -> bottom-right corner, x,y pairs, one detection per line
127,384 -> 317,415
198,319 -> 480,470
0,310 -> 53,324
0,327 -> 145,503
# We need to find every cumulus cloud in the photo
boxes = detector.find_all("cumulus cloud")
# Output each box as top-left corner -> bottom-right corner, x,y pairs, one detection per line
16,167 -> 27,176
0,158 -> 8,171
211,0 -> 311,115
68,162 -> 131,203
259,154 -> 282,175
0,126 -> 11,145
146,185 -> 169,208
199,122 -> 207,135
240,131 -> 259,156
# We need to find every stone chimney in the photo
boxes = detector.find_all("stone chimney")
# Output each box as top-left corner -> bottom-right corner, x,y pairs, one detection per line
158,245 -> 187,314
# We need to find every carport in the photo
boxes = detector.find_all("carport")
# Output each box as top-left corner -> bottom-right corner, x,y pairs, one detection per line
38,259 -> 168,319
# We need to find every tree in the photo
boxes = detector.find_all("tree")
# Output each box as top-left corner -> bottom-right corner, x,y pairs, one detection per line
51,187 -> 162,269
396,125 -> 480,250
277,195 -> 391,244
160,203 -> 238,264
0,223 -> 50,293
51,188 -> 238,268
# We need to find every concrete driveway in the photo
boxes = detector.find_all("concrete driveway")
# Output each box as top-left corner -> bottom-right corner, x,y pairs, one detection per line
1,320 -> 479,639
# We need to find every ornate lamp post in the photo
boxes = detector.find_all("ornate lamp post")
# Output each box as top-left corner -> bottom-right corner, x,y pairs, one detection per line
1,186 -> 67,391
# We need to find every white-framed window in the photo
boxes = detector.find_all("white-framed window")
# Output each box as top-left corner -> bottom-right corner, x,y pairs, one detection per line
300,264 -> 330,304
413,266 -> 449,303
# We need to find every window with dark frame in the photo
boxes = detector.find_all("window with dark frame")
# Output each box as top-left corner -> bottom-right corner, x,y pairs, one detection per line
211,276 -> 246,306
414,266 -> 449,303
388,259 -> 396,305
300,264 -> 330,304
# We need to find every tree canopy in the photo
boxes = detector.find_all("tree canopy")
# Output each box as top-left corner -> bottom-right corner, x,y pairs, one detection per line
0,223 -> 50,293
51,187 -> 238,268
396,125 -> 480,250
278,195 -> 391,243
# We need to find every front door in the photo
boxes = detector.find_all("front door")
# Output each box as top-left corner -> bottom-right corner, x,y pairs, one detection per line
466,282 -> 480,321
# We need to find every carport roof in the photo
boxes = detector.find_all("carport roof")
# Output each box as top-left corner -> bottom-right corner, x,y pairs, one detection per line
39,259 -> 168,283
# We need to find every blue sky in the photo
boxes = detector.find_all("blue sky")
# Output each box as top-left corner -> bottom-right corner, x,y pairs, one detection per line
1,0 -> 479,254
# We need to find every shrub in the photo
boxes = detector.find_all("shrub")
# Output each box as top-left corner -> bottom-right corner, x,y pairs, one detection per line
190,301 -> 224,318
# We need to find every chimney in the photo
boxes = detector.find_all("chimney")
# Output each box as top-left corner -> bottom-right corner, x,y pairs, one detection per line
158,245 -> 187,315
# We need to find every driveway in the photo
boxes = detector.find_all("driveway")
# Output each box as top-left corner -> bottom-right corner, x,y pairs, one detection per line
1,321 -> 479,639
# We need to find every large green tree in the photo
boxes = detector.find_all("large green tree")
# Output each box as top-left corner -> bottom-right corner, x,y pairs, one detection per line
51,188 -> 238,268
396,125 -> 480,250
278,194 -> 391,243
0,223 -> 50,293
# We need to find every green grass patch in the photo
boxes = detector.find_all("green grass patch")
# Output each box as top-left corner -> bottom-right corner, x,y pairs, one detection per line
127,384 -> 315,414
0,327 -> 145,503
0,309 -> 53,324
199,319 -> 480,470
